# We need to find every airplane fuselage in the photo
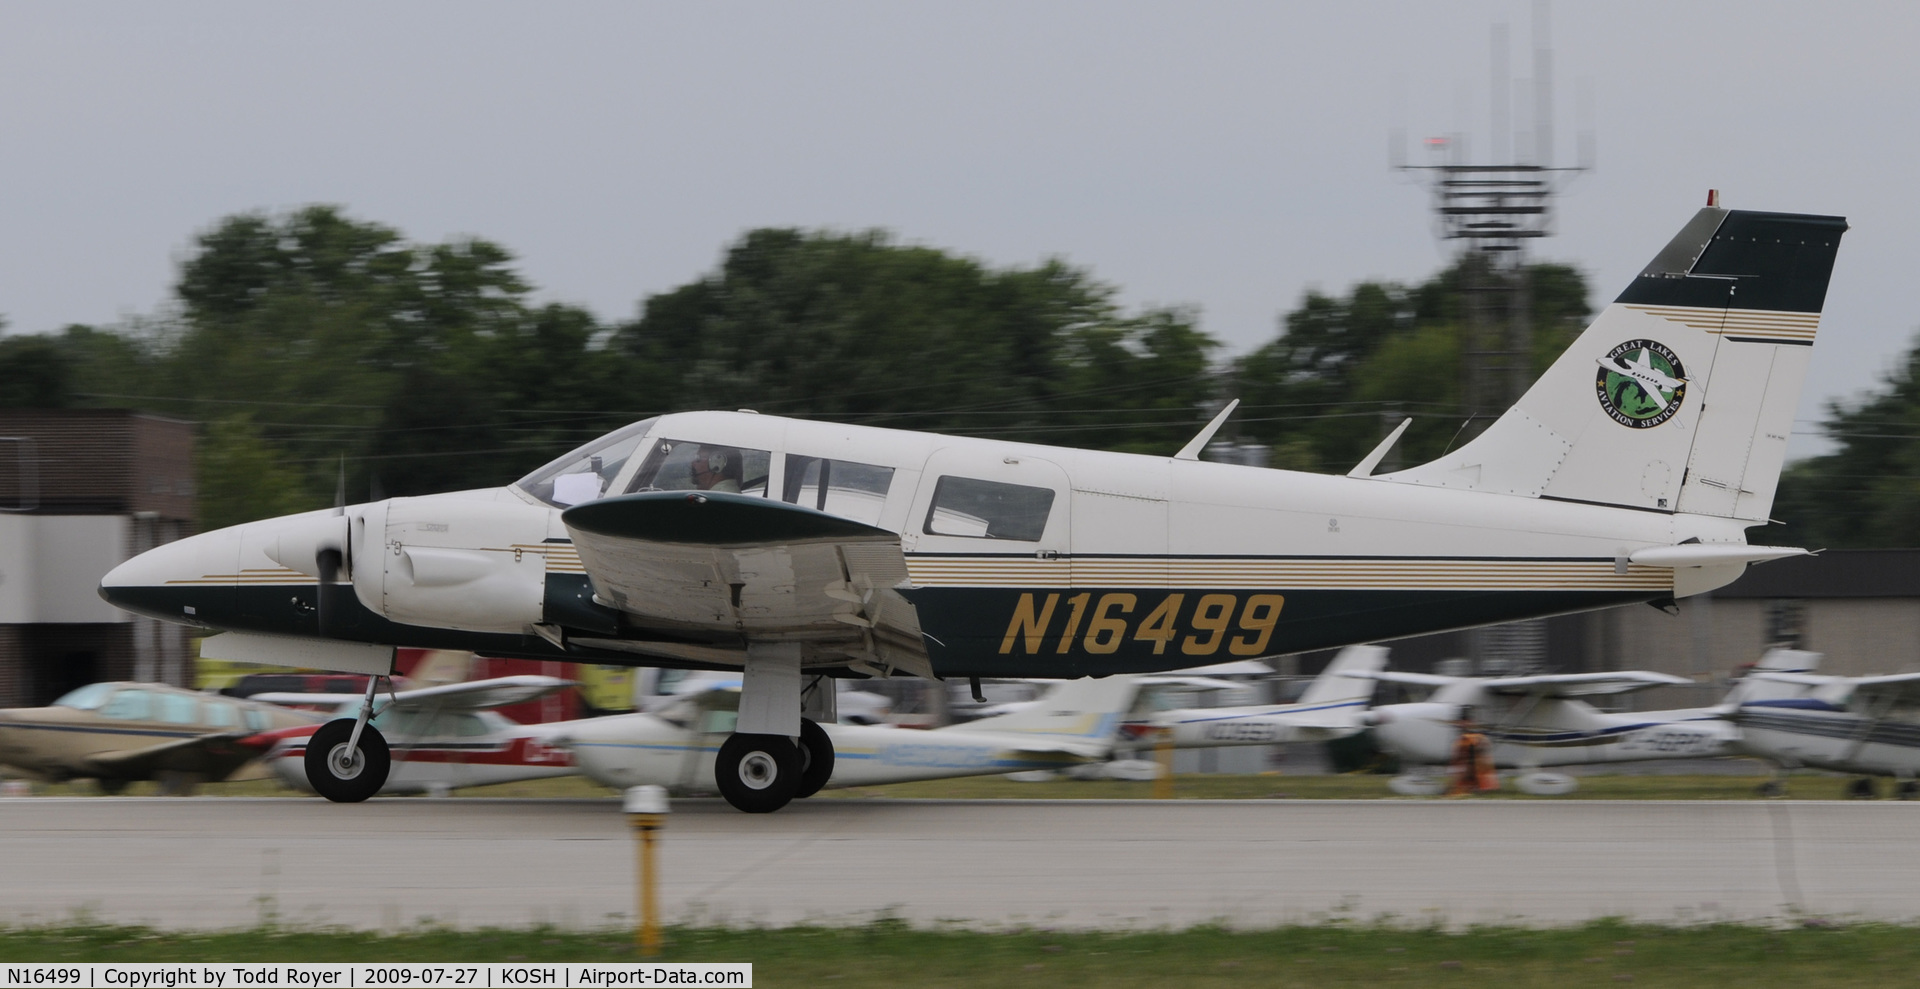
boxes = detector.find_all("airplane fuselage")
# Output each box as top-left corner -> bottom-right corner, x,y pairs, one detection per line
102,410 -> 1748,679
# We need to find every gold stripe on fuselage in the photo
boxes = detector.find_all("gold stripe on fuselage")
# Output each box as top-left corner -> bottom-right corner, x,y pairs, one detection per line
905,557 -> 1671,591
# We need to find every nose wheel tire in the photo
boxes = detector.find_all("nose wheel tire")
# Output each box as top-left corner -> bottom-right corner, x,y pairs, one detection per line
794,718 -> 835,799
304,718 -> 392,803
715,732 -> 801,813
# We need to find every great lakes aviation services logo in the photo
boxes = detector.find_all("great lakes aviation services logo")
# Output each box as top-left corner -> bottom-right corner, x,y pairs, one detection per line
1595,340 -> 1687,428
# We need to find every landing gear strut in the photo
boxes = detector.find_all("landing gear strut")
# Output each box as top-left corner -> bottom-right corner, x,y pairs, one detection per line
305,676 -> 392,803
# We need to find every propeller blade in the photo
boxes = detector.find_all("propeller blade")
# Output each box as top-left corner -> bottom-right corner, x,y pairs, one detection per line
333,456 -> 347,516
316,548 -> 342,635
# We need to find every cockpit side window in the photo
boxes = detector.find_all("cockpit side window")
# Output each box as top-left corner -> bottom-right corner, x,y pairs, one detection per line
924,476 -> 1055,541
625,439 -> 771,497
515,418 -> 660,508
782,456 -> 894,525
99,689 -> 154,721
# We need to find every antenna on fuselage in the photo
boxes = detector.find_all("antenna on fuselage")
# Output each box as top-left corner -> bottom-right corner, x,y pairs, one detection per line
1174,399 -> 1240,461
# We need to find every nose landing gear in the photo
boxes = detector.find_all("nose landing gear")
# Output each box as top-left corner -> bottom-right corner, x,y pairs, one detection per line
304,675 -> 393,803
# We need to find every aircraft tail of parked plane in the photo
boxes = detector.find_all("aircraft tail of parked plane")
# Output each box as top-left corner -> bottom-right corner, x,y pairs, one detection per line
1383,206 -> 1846,531
1295,645 -> 1389,711
1720,647 -> 1825,708
1132,645 -> 1387,748
939,674 -> 1135,758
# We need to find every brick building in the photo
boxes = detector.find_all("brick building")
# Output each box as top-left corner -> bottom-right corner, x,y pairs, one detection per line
0,409 -> 196,706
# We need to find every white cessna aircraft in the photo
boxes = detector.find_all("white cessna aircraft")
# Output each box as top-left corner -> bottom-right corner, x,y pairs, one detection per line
1361,648 -> 1822,794
98,201 -> 1846,811
1731,660 -> 1920,798
560,674 -> 1135,795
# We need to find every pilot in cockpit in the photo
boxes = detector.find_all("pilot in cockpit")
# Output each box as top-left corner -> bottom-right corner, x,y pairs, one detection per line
691,445 -> 744,493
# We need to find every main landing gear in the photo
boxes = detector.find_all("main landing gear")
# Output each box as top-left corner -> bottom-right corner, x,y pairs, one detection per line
305,676 -> 393,803
712,645 -> 836,813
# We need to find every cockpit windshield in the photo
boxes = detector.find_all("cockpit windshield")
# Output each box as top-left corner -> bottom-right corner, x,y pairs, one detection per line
51,683 -> 115,710
515,418 -> 659,508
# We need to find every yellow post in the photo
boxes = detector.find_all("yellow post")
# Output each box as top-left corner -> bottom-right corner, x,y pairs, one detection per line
1154,727 -> 1175,800
624,785 -> 670,956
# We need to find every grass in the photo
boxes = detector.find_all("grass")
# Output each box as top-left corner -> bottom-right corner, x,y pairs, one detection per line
1,920 -> 1916,987
8,771 -> 1880,801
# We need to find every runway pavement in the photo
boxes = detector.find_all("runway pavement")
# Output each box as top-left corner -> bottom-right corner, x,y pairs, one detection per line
2,796 -> 1918,930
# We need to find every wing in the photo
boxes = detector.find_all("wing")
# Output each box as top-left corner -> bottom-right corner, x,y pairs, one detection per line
380,675 -> 576,712
1843,672 -> 1920,706
83,731 -> 272,782
1478,671 -> 1691,697
562,492 -> 931,677
1353,670 -> 1460,688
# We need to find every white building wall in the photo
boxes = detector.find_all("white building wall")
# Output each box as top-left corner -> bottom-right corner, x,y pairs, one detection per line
0,515 -> 130,624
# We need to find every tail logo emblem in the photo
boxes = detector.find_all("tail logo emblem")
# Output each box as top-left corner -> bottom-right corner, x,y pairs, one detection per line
1595,340 -> 1688,428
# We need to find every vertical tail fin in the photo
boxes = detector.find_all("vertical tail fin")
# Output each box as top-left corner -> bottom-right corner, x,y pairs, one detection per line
1383,206 -> 1847,522
1297,645 -> 1389,707
944,675 -> 1138,739
1722,647 -> 1826,705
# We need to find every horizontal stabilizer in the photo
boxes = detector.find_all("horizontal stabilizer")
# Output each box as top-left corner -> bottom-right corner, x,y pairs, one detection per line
1629,544 -> 1808,568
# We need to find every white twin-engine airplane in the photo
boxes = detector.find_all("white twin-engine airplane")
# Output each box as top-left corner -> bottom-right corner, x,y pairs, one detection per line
99,202 -> 1846,812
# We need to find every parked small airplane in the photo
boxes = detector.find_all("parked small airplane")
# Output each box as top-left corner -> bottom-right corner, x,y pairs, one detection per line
98,201 -> 1847,810
0,681 -> 316,793
1730,656 -> 1920,798
1122,645 -> 1386,748
1360,649 -> 1819,794
558,675 -> 1137,795
251,675 -> 578,798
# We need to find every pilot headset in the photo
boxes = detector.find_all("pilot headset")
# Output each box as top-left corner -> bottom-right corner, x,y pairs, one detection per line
703,450 -> 730,472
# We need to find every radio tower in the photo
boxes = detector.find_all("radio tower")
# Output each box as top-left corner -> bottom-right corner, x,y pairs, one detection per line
1391,1 -> 1590,675
1393,0 -> 1587,436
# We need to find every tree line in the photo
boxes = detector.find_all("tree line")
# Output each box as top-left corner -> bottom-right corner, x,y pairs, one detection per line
0,204 -> 1902,547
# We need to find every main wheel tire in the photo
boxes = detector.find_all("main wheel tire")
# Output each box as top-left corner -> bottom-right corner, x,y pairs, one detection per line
1848,776 -> 1879,800
304,719 -> 391,803
714,732 -> 801,813
1899,780 -> 1920,801
793,719 -> 835,799
96,777 -> 129,796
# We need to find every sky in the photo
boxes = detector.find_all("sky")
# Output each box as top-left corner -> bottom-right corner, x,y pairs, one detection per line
1,1 -> 1915,458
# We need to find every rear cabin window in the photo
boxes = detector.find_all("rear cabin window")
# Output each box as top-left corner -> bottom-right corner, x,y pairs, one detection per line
923,476 -> 1056,541
626,440 -> 772,498
156,693 -> 198,725
782,456 -> 894,526
202,703 -> 240,729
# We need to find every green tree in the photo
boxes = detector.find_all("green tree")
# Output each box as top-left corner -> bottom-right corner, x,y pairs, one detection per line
1229,261 -> 1590,473
607,228 -> 1219,452
1772,333 -> 1920,548
0,328 -> 75,408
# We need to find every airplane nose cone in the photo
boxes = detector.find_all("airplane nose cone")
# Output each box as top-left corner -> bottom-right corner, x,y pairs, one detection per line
98,525 -> 245,623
